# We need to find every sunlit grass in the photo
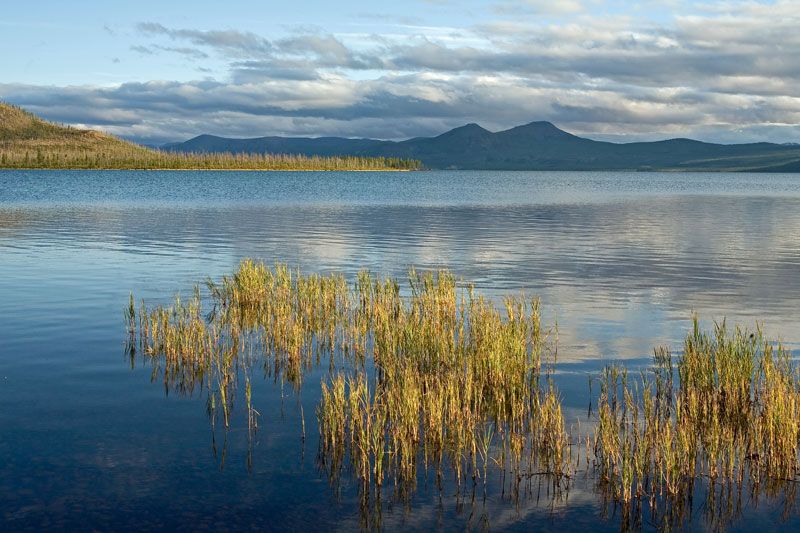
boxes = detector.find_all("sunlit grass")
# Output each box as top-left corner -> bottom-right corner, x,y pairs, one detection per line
130,260 -> 569,496
127,261 -> 800,529
592,318 -> 800,509
0,102 -> 421,170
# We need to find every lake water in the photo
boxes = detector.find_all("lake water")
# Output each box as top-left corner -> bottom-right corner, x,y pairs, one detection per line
2,169 -> 800,531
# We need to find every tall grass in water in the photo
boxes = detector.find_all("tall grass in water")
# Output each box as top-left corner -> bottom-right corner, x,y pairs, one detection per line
129,260 -> 571,500
128,262 -> 800,530
592,317 -> 800,528
316,270 -> 571,503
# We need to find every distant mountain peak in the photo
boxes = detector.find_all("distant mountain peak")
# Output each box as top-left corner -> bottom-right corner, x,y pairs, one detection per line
437,122 -> 491,138
524,120 -> 558,128
499,120 -> 573,139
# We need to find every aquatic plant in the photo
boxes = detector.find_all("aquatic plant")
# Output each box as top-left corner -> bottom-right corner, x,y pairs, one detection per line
316,271 -> 571,499
592,318 -> 800,509
127,262 -> 800,531
130,261 -> 570,497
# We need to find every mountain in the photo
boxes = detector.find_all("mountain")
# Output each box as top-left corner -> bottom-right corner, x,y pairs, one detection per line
164,121 -> 800,172
162,133 -> 386,157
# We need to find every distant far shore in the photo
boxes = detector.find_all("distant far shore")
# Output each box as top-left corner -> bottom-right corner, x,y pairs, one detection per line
0,103 -> 421,172
0,166 -> 417,172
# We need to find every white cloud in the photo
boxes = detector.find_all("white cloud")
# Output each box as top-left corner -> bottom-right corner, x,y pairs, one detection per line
3,1 -> 800,144
493,0 -> 585,15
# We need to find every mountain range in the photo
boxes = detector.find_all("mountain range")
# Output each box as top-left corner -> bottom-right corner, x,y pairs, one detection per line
163,121 -> 800,172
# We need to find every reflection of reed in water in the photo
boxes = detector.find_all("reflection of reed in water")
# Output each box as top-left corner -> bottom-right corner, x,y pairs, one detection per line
124,260 -> 800,531
603,474 -> 798,533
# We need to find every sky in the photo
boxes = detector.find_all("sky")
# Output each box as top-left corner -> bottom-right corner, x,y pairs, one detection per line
1,0 -> 799,144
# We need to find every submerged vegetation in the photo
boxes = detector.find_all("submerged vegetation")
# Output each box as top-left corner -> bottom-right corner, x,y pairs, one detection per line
127,260 -> 800,530
0,103 -> 420,170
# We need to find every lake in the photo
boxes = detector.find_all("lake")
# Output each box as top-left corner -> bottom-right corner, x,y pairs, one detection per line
2,169 -> 800,531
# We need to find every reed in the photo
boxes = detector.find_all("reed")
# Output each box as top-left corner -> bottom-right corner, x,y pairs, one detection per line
130,260 -> 571,499
592,317 -> 800,509
314,269 -> 571,499
127,261 -> 800,527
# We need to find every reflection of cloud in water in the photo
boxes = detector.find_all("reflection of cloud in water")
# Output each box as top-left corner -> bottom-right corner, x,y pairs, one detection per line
2,194 -> 800,360
329,475 -> 604,532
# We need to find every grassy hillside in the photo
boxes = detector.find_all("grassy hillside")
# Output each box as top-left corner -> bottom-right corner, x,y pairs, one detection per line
0,103 -> 420,171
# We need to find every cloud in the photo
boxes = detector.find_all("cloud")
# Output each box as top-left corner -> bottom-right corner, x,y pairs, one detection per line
131,44 -> 209,60
136,22 -> 273,57
493,0 -> 585,16
4,67 -> 798,146
3,2 -> 800,144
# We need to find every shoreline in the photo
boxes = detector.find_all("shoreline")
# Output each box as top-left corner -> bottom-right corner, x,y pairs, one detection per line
2,166 -> 798,173
0,166 -> 417,172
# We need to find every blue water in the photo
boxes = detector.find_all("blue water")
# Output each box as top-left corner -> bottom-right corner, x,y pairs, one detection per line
2,169 -> 800,530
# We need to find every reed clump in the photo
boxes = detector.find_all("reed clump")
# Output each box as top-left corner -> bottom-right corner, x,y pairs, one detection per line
127,261 -> 800,529
317,271 -> 571,498
593,318 -> 800,508
129,260 -> 571,498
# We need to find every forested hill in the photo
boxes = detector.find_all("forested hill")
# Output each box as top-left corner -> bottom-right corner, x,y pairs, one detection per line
0,103 -> 419,170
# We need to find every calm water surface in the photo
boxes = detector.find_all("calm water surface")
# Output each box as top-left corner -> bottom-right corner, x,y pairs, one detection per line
2,169 -> 800,530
